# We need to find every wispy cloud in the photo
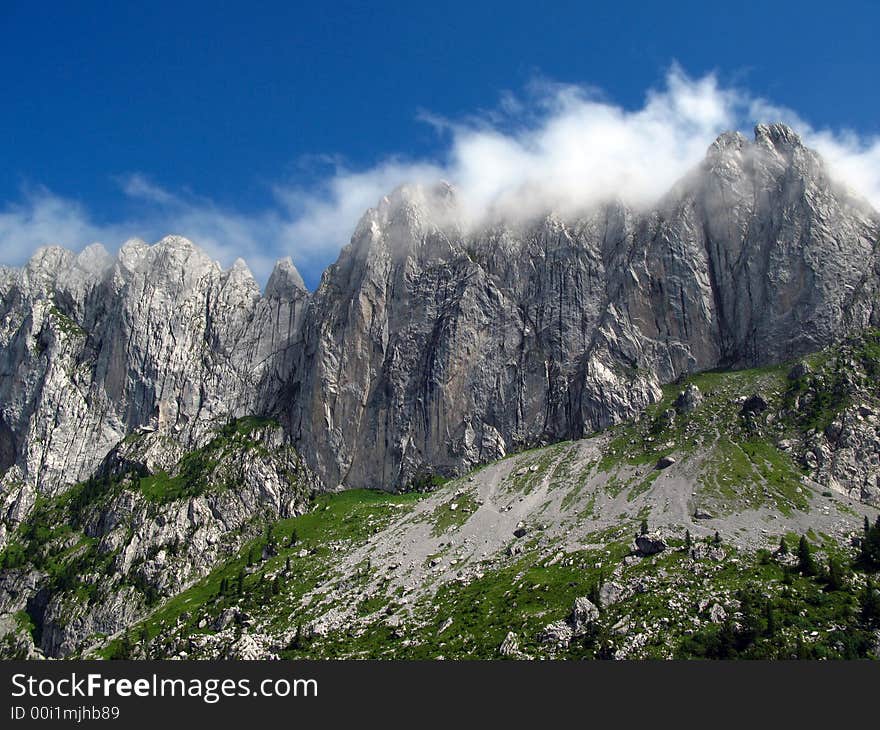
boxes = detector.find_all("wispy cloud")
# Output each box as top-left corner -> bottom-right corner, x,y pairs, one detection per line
0,187 -> 129,268
1,65 -> 879,289
747,98 -> 880,208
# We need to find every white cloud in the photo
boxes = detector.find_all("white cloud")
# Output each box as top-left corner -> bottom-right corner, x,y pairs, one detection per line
1,65 -> 879,288
0,187 -> 127,267
272,159 -> 444,270
748,97 -> 880,208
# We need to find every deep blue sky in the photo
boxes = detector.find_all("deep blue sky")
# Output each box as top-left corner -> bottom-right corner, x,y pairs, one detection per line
1,0 -> 878,285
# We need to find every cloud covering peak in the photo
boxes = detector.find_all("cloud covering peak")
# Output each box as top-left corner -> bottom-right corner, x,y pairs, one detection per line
2,66 -> 879,288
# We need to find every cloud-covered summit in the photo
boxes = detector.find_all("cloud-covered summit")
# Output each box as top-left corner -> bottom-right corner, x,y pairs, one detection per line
2,66 -> 879,289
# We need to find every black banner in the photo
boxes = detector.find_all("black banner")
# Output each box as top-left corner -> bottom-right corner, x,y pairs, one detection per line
0,659 -> 877,726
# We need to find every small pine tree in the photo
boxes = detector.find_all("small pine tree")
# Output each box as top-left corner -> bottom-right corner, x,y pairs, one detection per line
826,557 -> 845,591
713,531 -> 722,546
797,535 -> 816,576
778,536 -> 788,555
685,529 -> 692,551
782,567 -> 794,586
640,519 -> 648,536
764,601 -> 777,637
237,567 -> 246,595
288,623 -> 302,651
289,529 -> 299,547
117,633 -> 133,660
285,556 -> 291,573
272,576 -> 281,595
860,517 -> 880,569
861,579 -> 880,627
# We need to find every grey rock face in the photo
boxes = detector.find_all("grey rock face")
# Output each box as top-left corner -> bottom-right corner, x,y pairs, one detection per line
598,580 -> 629,608
1,123 -> 879,510
708,603 -> 727,624
634,533 -> 668,556
539,619 -> 574,648
0,420 -> 316,657
675,384 -> 703,414
283,125 -> 880,491
0,237 -> 308,543
569,596 -> 600,635
499,630 -> 523,658
656,456 -> 676,470
805,406 -> 880,504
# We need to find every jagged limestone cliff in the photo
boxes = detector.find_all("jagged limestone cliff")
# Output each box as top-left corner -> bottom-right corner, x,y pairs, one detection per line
2,125 -> 879,525
286,124 -> 880,491
2,124 -> 880,659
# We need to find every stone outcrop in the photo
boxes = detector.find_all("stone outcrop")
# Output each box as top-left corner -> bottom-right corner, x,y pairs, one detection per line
0,238 -> 308,544
0,421 -> 316,657
283,124 -> 880,491
1,123 -> 879,517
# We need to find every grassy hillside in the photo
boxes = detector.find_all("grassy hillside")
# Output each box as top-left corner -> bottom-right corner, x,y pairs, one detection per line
4,334 -> 880,660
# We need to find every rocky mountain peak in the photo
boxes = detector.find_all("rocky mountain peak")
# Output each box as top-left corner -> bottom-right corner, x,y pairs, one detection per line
754,122 -> 804,151
265,257 -> 307,297
1,124 -> 880,514
708,129 -> 749,155
22,245 -> 75,289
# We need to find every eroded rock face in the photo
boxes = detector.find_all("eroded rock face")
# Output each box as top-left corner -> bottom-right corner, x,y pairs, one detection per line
0,238 -> 309,541
1,123 -> 879,510
634,533 -> 668,556
0,421 -> 317,658
283,125 -> 880,491
675,384 -> 703,414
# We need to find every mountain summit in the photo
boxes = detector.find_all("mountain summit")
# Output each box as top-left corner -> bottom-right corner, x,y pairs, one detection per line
2,125 -> 880,660
1,124 -> 878,513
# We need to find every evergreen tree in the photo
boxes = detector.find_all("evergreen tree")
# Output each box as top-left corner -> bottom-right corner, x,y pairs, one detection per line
861,579 -> 880,627
778,536 -> 788,555
237,567 -> 246,595
117,633 -> 133,660
797,535 -> 816,576
713,531 -> 722,546
764,601 -> 777,638
860,517 -> 880,569
272,576 -> 281,595
713,620 -> 736,659
640,519 -> 648,536
684,529 -> 692,551
826,557 -> 845,591
289,529 -> 299,547
285,556 -> 291,573
288,623 -> 302,651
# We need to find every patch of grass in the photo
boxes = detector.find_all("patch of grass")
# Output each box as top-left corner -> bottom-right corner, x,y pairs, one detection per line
49,305 -> 87,337
430,489 -> 479,537
136,417 -> 284,503
97,488 -> 426,656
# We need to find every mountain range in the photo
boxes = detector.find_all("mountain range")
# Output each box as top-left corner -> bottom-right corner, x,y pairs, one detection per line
1,123 -> 880,660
